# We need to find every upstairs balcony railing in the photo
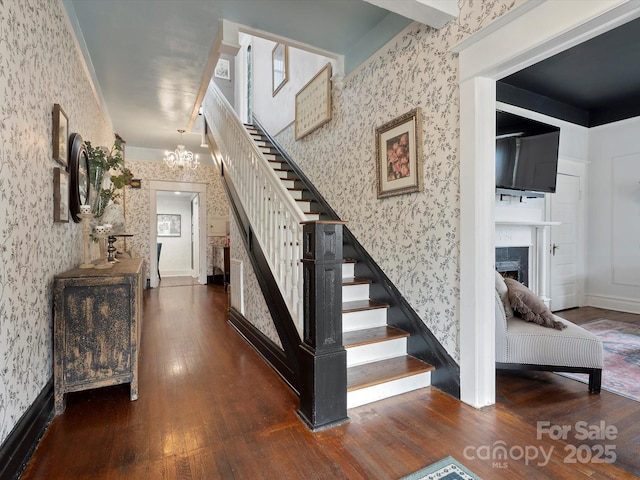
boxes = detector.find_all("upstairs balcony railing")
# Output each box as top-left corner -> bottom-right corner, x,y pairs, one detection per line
203,82 -> 306,337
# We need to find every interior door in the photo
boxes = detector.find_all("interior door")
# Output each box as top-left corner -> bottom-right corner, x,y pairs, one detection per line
549,173 -> 581,311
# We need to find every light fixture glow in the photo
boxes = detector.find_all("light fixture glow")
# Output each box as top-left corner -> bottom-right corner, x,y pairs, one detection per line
164,129 -> 200,170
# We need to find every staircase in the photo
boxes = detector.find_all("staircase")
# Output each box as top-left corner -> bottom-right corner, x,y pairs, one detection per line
245,124 -> 434,409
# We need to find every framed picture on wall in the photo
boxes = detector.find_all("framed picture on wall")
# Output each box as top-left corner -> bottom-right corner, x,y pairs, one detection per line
53,167 -> 69,223
375,107 -> 423,199
157,214 -> 181,237
294,63 -> 332,140
52,104 -> 69,167
214,58 -> 230,80
272,43 -> 288,96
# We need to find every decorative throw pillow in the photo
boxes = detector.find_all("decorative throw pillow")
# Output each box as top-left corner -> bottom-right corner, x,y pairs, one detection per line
495,271 -> 514,318
504,278 -> 566,330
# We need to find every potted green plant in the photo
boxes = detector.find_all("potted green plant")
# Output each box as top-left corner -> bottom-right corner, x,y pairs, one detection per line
86,134 -> 133,217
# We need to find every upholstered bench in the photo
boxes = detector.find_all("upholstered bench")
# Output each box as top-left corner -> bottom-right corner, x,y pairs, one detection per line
494,274 -> 603,393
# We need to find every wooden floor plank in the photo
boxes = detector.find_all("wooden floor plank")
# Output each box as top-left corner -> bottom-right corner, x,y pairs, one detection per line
19,286 -> 640,479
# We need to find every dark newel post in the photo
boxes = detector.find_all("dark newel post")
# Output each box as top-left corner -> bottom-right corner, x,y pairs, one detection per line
297,220 -> 348,431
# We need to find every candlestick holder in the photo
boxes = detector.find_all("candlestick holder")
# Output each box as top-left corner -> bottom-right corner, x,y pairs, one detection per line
78,213 -> 94,269
92,224 -> 114,269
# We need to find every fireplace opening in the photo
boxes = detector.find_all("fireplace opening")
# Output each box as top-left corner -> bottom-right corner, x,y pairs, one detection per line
496,247 -> 529,287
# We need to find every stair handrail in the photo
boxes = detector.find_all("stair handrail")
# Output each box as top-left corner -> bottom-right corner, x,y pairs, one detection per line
203,82 -> 306,337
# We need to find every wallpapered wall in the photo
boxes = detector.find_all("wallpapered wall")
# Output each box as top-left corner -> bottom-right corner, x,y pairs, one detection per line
230,217 -> 283,348
0,0 -> 114,444
254,0 -> 525,362
123,160 -> 229,281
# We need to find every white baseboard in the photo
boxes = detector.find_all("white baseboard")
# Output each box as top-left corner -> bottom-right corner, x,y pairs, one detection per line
585,294 -> 640,315
160,270 -> 193,277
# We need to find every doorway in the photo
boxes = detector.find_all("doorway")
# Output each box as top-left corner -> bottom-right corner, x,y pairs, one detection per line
457,2 -> 640,407
156,191 -> 200,283
149,180 -> 207,288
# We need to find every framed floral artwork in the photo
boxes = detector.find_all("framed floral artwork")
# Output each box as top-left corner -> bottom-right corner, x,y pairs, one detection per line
272,43 -> 288,96
375,108 -> 423,199
52,104 -> 69,167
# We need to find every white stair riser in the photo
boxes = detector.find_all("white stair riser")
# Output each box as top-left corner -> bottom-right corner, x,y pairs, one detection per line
275,170 -> 289,179
342,283 -> 370,302
259,146 -> 273,154
347,372 -> 431,409
280,179 -> 295,189
263,153 -> 277,160
288,190 -> 303,200
347,338 -> 407,367
342,263 -> 355,278
343,308 -> 387,332
306,213 -> 320,221
296,201 -> 312,212
269,161 -> 284,169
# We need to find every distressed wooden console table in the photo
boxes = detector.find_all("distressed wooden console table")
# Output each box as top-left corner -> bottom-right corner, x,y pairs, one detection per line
53,258 -> 144,414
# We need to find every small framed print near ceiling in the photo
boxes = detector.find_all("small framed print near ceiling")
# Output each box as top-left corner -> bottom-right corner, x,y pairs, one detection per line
272,43 -> 288,96
214,58 -> 230,80
375,108 -> 423,199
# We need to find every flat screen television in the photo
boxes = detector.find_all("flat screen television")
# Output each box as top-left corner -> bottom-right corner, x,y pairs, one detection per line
495,111 -> 560,194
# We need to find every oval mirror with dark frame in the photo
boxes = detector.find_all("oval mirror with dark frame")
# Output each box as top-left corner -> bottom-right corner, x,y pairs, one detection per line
68,133 -> 90,223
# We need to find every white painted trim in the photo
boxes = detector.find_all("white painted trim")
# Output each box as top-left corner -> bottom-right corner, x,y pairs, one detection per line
459,76 -> 496,408
363,0 -> 458,29
458,1 -> 640,82
585,294 -> 640,315
457,0 -> 640,408
149,180 -> 208,288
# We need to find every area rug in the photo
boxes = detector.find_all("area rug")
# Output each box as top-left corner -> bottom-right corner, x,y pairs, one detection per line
400,456 -> 481,480
559,319 -> 640,402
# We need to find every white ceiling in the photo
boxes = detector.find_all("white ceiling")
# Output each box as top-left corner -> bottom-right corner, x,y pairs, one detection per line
63,0 -> 436,163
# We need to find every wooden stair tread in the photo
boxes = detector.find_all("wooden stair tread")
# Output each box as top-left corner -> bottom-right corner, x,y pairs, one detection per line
342,276 -> 371,286
343,326 -> 408,349
347,356 -> 434,392
342,299 -> 389,313
344,258 -> 356,264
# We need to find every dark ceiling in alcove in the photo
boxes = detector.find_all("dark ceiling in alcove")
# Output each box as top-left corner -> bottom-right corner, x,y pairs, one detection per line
497,17 -> 640,128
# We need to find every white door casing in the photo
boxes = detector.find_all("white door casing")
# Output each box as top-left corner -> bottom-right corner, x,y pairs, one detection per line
149,180 -> 208,288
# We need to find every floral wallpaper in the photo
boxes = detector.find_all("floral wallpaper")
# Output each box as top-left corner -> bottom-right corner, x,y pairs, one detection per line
263,0 -> 525,362
0,0 -> 113,444
230,217 -> 283,348
122,160 -> 229,282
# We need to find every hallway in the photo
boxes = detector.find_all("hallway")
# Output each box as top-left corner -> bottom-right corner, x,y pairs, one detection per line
21,285 -> 639,479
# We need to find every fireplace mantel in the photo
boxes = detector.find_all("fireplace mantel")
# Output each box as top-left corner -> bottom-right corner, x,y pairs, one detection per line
495,220 -> 560,307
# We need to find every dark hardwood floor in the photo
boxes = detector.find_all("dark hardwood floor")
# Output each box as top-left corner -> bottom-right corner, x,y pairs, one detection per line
20,286 -> 640,479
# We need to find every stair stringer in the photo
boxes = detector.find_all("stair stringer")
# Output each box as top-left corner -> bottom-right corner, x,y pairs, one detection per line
252,116 -> 460,399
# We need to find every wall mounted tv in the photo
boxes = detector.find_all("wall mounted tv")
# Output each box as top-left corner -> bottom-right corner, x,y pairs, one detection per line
496,111 -> 560,195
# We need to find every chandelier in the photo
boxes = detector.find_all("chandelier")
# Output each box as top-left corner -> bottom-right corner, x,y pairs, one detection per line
164,129 -> 200,170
